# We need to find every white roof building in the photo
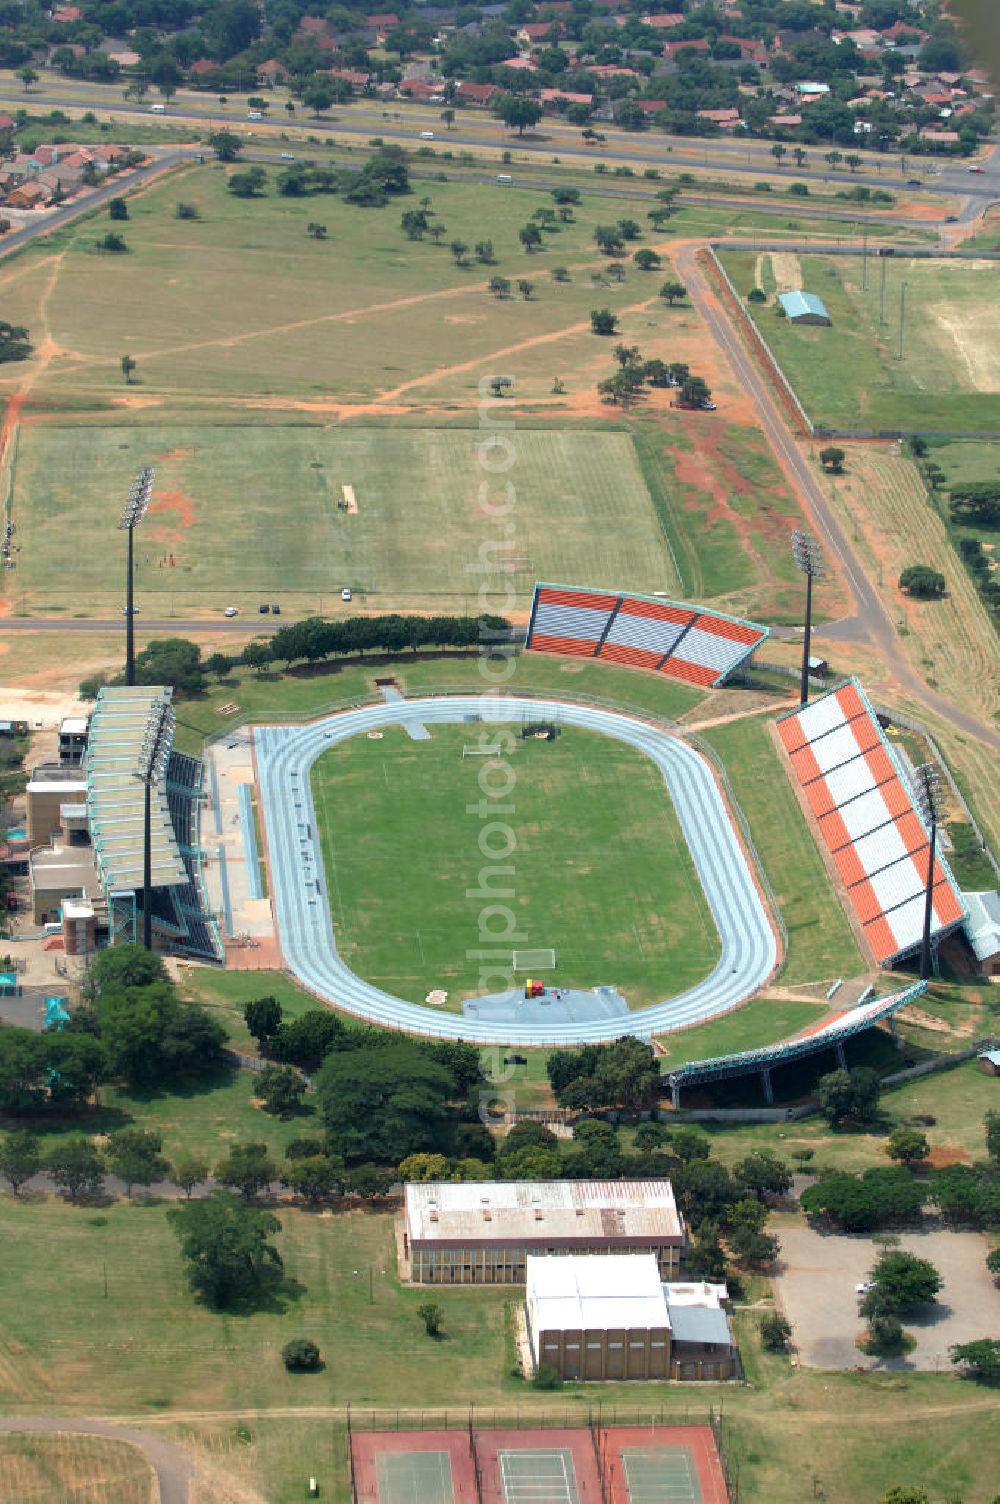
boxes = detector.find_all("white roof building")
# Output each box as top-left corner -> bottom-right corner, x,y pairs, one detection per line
527,1253 -> 669,1336
964,891 -> 1000,972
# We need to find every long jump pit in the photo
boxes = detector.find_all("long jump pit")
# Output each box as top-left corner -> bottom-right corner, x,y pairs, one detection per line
350,1424 -> 729,1504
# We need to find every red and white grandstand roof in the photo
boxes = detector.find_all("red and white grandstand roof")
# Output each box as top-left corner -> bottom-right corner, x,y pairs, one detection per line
777,680 -> 965,966
526,584 -> 768,689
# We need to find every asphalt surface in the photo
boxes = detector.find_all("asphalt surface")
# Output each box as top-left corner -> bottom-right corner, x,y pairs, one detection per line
675,241 -> 1000,759
0,1415 -> 195,1504
255,694 -> 777,1044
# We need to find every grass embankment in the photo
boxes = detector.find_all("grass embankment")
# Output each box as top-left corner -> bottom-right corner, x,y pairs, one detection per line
311,724 -> 720,1008
0,1432 -> 155,1503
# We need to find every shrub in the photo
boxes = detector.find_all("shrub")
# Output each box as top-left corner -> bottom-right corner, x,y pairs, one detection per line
281,1338 -> 322,1372
760,1312 -> 792,1351
532,1363 -> 563,1390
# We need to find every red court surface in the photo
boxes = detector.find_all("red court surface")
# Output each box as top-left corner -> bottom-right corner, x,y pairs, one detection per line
351,1424 -> 729,1504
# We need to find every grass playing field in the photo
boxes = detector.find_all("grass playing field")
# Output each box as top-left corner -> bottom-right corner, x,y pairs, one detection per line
0,1433 -> 154,1504
9,422 -> 680,615
718,249 -> 1000,433
310,724 -> 720,1008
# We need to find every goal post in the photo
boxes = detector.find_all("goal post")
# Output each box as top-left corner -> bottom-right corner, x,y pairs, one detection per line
512,948 -> 557,971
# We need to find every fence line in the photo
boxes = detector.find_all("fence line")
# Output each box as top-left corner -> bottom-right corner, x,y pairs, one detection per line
347,1404 -> 725,1434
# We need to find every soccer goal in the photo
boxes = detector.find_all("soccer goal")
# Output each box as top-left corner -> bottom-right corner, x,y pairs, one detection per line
512,948 -> 557,971
462,745 -> 497,758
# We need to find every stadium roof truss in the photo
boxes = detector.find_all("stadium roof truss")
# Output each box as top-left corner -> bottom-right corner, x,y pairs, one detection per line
525,583 -> 769,689
85,687 -> 187,894
776,678 -> 966,966
666,978 -> 926,1091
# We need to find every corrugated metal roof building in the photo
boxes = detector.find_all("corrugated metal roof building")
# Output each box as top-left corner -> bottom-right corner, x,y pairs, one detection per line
778,290 -> 832,324
964,891 -> 1000,976
404,1180 -> 684,1284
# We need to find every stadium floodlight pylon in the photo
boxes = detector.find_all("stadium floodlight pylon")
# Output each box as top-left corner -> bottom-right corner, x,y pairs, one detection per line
914,761 -> 941,982
791,528 -> 824,708
117,465 -> 155,687
133,693 -> 175,951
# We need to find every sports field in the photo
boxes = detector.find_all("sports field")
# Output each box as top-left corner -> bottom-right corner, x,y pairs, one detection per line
9,423 -> 678,615
718,250 -> 1000,432
0,1433 -> 155,1503
310,725 -> 720,1008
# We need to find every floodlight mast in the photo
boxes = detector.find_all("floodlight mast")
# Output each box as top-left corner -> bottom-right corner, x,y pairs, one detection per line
791,529 -> 824,707
117,466 -> 155,687
914,762 -> 940,983
133,695 -> 175,951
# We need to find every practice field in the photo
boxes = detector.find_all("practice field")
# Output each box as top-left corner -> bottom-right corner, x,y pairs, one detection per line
718,250 -> 1000,433
0,1432 -> 155,1504
8,423 -> 679,615
310,724 -> 720,1009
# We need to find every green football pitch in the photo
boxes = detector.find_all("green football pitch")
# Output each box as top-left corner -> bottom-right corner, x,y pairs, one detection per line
9,423 -> 679,615
311,724 -> 720,1009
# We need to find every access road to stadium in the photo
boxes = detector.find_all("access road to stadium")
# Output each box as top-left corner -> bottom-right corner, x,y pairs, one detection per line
0,1416 -> 196,1504
255,693 -> 778,1045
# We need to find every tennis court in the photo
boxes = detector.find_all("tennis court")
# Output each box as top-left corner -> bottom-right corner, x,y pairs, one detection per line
499,1448 -> 581,1503
376,1449 -> 454,1504
620,1447 -> 700,1503
351,1430 -> 474,1504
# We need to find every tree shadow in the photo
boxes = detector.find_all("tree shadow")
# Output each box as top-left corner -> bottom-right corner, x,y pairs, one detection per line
205,1270 -> 308,1318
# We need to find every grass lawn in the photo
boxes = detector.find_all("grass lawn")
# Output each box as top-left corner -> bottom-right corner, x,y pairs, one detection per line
9,423 -> 679,617
171,650 -> 707,757
655,994 -> 827,1066
0,1432 -> 154,1503
718,249 -> 1000,433
311,724 -> 720,1007
698,717 -> 864,986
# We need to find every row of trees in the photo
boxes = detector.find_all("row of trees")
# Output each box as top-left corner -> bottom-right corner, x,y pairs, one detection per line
266,611 -> 511,668
215,138 -> 412,209
590,334 -> 710,412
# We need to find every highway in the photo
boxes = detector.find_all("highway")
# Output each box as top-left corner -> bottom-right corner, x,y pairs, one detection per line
255,695 -> 778,1044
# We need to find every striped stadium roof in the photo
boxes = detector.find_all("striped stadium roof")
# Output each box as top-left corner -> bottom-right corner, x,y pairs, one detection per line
777,680 -> 966,965
525,583 -> 768,688
85,686 -> 186,893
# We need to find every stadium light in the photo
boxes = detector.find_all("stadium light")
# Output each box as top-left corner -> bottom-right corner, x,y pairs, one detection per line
791,528 -> 824,707
133,694 -> 175,951
117,466 -> 155,687
913,762 -> 941,983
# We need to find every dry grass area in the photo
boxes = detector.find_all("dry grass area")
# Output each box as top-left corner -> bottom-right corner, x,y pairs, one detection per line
0,1433 -> 154,1503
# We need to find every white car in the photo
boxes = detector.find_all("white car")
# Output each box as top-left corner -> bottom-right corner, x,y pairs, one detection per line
341,587 -> 352,602
224,606 -> 239,618
855,1281 -> 875,1295
280,151 -> 295,160
419,131 -> 435,140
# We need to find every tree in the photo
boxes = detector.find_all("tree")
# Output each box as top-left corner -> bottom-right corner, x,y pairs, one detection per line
987,1112 -> 1000,1166
282,1337 -> 322,1371
132,638 -> 206,695
228,168 -> 268,198
401,209 -> 428,240
880,1490 -> 929,1504
886,1126 -> 930,1167
519,223 -> 543,252
474,240 -> 495,264
105,1128 -> 168,1196
108,197 -> 128,222
46,1138 -> 106,1200
771,143 -> 787,164
306,223 -> 327,241
270,1010 -> 345,1070
760,1312 -> 792,1351
207,130 -> 242,162
680,376 -> 712,408
98,982 -> 224,1084
303,81 -> 336,116
730,1226 -> 781,1268
168,1191 -> 282,1307
316,1042 -> 455,1164
17,66 -> 38,92
171,1152 -> 209,1198
0,1130 -> 41,1194
441,108 -> 455,129
801,1168 -> 924,1233
489,276 -> 511,299
283,1155 -> 342,1205
816,1067 -> 881,1127
120,355 -> 136,385
0,322 -> 32,364
450,239 -> 469,266
825,150 -> 843,169
96,233 -> 128,255
256,1064 -> 306,1117
494,95 -> 542,136
734,1152 -> 792,1202
845,153 -> 862,173
517,279 -> 534,300
747,287 -> 767,304
215,1142 -> 279,1200
399,1152 -> 449,1182
819,446 -> 846,473
245,997 -> 282,1051
590,308 -> 618,336
594,225 -> 625,256
949,483 -> 1000,528
986,1247 -> 1000,1280
862,1250 -> 942,1314
242,642 -> 273,675
950,1338 -> 1000,1385
793,147 -> 807,167
899,565 -> 946,600
417,1301 -> 443,1337
634,248 -> 661,271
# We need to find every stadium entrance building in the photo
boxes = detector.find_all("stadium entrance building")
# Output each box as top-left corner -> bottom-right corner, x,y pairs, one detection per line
403,1180 -> 685,1285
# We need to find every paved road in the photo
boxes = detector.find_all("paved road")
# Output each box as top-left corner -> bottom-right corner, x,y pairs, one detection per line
2,615 -> 280,633
675,242 -> 1000,758
0,1415 -> 195,1503
0,147 -> 187,256
256,694 -> 778,1043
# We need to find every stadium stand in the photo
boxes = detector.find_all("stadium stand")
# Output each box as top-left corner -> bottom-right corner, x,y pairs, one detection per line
165,750 -> 224,963
666,979 -> 925,1105
525,584 -> 768,688
777,681 -> 965,965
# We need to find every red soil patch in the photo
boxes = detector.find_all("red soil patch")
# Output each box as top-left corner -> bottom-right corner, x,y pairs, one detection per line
154,447 -> 200,461
148,490 -> 197,528
926,1144 -> 971,1169
670,418 -> 795,576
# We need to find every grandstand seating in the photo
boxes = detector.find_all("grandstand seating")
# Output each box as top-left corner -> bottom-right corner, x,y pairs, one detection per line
777,680 -> 965,964
163,749 -> 224,963
526,584 -> 767,688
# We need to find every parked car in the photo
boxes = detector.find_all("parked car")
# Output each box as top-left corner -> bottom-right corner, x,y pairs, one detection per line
855,1282 -> 875,1294
224,606 -> 239,617
259,603 -> 270,613
967,164 -> 984,173
341,587 -> 352,602
271,603 -> 281,615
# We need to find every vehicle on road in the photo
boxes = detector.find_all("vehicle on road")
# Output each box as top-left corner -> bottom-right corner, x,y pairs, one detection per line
968,164 -> 984,173
150,103 -> 165,113
418,131 -> 435,140
280,152 -> 295,160
224,606 -> 239,617
341,587 -> 352,602
906,178 -> 922,186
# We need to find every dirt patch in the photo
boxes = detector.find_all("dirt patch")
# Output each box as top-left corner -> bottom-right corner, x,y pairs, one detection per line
769,250 -> 803,293
154,446 -> 201,461
926,1144 -> 972,1168
148,490 -> 197,528
927,301 -> 1000,391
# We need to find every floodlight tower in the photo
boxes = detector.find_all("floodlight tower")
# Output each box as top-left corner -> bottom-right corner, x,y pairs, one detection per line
118,466 -> 155,687
791,529 -> 824,707
914,761 -> 941,983
134,694 -> 175,951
